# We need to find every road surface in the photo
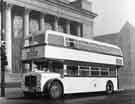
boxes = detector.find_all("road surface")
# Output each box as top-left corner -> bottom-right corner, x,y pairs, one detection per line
0,88 -> 135,104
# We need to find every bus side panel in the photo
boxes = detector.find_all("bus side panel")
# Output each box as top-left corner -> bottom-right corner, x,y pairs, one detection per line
62,77 -> 118,94
45,45 -> 123,66
62,77 -> 91,94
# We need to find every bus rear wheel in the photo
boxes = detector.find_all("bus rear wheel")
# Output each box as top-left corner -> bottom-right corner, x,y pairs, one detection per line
48,81 -> 63,99
106,81 -> 114,94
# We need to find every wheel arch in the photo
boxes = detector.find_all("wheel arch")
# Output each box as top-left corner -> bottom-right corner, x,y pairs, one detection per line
43,78 -> 64,95
106,80 -> 113,84
106,80 -> 114,88
106,80 -> 114,94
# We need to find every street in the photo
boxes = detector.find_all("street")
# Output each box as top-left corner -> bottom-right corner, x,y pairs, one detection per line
0,88 -> 135,104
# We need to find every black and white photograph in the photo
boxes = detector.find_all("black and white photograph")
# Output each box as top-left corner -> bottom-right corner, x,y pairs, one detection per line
0,0 -> 135,104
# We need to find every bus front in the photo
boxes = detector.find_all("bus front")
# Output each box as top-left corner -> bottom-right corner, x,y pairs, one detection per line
21,31 -> 64,99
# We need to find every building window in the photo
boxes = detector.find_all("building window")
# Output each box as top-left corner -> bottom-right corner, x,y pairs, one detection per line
29,11 -> 40,34
45,15 -> 55,31
58,18 -> 66,33
80,24 -> 83,37
70,21 -> 78,36
13,15 -> 23,38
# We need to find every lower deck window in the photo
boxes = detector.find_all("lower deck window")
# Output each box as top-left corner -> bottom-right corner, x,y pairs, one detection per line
79,70 -> 89,77
91,71 -> 99,76
101,68 -> 109,76
91,67 -> 99,76
101,71 -> 108,76
65,65 -> 117,77
109,68 -> 117,77
79,66 -> 90,77
67,66 -> 78,76
24,61 -> 117,78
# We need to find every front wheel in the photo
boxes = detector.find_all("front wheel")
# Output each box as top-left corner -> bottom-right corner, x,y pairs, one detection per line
48,81 -> 63,99
106,81 -> 114,94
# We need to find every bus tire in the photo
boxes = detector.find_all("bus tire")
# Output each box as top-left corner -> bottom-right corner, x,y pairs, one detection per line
106,81 -> 114,94
48,81 -> 63,99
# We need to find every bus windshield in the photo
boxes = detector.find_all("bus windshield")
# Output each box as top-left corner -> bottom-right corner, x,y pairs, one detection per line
30,61 -> 63,74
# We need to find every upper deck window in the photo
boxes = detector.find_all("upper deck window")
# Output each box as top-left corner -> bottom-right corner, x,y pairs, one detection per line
24,33 -> 45,47
24,31 -> 123,57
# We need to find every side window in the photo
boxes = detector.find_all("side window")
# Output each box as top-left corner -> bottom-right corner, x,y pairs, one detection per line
109,67 -> 116,77
101,67 -> 109,76
67,65 -> 78,76
91,67 -> 99,76
79,66 -> 90,77
52,62 -> 63,75
66,38 -> 76,48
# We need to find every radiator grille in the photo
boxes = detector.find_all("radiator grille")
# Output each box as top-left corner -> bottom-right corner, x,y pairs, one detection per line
25,75 -> 37,87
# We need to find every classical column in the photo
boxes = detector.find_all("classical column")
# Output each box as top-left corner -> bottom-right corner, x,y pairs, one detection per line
0,11 -> 2,32
77,23 -> 81,37
66,20 -> 70,34
40,14 -> 45,32
54,16 -> 58,31
5,4 -> 12,71
24,8 -> 30,37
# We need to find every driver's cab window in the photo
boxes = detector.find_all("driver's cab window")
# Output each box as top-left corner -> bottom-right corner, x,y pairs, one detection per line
32,63 -> 41,72
31,61 -> 49,72
52,62 -> 63,75
28,61 -> 63,74
41,62 -> 50,72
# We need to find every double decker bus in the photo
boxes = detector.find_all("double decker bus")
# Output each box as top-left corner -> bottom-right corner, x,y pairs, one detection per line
21,30 -> 123,99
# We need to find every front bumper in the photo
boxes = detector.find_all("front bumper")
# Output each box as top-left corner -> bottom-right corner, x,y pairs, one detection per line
22,85 -> 42,93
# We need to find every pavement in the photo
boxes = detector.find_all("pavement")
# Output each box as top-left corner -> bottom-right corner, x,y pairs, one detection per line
0,88 -> 23,104
0,72 -> 22,99
0,72 -> 22,88
0,88 -> 23,98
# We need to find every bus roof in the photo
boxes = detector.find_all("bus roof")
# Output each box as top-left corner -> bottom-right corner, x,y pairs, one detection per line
46,30 -> 123,57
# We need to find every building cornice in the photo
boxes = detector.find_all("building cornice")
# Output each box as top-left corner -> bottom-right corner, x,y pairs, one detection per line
44,0 -> 97,18
4,0 -> 97,23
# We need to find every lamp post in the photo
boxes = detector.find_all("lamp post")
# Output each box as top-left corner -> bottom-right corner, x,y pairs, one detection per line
1,0 -> 6,97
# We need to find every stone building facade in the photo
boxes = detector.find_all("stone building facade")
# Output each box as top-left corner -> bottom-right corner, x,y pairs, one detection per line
94,22 -> 135,89
0,0 -> 97,73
